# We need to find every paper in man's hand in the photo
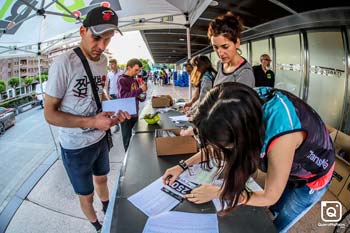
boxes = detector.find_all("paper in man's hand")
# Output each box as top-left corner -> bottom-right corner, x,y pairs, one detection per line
102,97 -> 137,115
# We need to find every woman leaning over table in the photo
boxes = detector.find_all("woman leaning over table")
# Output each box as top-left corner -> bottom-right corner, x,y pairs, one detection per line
164,83 -> 335,232
184,55 -> 217,115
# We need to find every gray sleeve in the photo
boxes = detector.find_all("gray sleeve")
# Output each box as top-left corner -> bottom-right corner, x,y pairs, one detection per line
45,55 -> 69,99
199,76 -> 213,103
236,69 -> 255,88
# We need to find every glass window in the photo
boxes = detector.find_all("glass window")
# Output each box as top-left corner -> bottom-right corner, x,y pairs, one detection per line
307,30 -> 346,128
251,39 -> 269,66
240,43 -> 248,61
275,33 -> 302,96
210,51 -> 220,69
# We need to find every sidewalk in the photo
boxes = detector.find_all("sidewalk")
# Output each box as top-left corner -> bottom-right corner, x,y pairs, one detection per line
3,83 -> 190,233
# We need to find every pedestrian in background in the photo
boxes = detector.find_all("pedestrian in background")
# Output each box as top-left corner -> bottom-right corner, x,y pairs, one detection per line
253,54 -> 275,87
118,58 -> 147,151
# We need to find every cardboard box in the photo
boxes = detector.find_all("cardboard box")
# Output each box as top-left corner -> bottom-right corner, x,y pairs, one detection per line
152,95 -> 173,108
327,126 -> 350,196
329,156 -> 350,196
338,175 -> 350,209
155,129 -> 198,156
328,127 -> 350,157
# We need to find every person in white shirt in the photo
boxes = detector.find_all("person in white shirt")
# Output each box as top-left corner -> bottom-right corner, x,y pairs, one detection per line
106,58 -> 124,133
106,58 -> 123,99
44,7 -> 129,232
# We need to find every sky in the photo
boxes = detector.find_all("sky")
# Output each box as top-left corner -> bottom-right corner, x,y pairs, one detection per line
107,31 -> 154,64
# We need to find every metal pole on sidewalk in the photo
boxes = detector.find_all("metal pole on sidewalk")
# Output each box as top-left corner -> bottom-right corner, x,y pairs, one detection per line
18,57 -> 21,96
185,13 -> 192,100
37,51 -> 58,152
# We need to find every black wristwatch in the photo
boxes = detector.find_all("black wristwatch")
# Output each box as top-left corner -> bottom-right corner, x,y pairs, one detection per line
193,127 -> 199,136
178,160 -> 188,171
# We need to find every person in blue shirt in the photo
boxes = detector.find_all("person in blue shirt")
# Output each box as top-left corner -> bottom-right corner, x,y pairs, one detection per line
163,82 -> 335,232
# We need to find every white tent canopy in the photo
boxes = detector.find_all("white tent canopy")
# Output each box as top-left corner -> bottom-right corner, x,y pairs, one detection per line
0,0 -> 211,58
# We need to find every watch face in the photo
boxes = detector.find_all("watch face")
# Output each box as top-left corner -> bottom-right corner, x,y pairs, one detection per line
179,160 -> 187,169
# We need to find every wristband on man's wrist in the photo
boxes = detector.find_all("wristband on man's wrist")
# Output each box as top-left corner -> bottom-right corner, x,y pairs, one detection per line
178,160 -> 188,170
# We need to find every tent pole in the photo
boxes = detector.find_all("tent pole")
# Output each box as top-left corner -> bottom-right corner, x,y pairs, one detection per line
37,54 -> 58,152
18,57 -> 21,96
37,56 -> 43,96
185,13 -> 192,100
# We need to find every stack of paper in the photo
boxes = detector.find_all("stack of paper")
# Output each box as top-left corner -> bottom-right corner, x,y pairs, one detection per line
128,178 -> 180,217
102,97 -> 136,115
128,164 -> 262,232
143,211 -> 218,233
169,115 -> 189,122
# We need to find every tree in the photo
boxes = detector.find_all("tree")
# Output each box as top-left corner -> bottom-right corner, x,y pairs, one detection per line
119,64 -> 126,70
42,74 -> 48,81
139,58 -> 151,71
35,73 -> 48,82
24,77 -> 34,86
0,80 -> 6,93
8,77 -> 20,88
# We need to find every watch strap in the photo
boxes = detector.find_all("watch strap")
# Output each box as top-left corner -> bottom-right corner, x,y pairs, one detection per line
178,160 -> 188,170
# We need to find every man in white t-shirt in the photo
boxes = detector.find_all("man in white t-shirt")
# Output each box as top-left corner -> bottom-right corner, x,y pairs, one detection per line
44,6 -> 129,232
106,58 -> 124,99
106,58 -> 123,133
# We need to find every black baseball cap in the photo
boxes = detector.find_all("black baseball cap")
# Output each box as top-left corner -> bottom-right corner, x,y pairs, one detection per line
83,6 -> 123,36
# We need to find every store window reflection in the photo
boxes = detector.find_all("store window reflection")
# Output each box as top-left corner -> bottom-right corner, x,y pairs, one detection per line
307,30 -> 346,128
275,34 -> 302,97
251,39 -> 269,66
240,43 -> 248,61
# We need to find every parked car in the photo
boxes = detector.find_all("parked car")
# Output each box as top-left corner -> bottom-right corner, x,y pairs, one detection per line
0,106 -> 16,135
35,81 -> 47,108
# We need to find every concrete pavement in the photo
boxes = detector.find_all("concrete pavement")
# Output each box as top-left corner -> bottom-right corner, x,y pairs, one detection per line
0,106 -> 59,213
1,83 -> 190,233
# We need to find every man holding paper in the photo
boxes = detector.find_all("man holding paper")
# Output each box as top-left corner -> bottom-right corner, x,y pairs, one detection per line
44,6 -> 130,232
118,58 -> 147,151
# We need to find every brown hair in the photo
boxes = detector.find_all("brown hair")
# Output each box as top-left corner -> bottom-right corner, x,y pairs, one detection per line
193,82 -> 264,215
207,12 -> 243,43
126,58 -> 142,68
109,58 -> 117,64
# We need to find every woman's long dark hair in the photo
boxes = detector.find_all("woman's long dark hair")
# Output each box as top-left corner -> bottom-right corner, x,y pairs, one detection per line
192,82 -> 265,215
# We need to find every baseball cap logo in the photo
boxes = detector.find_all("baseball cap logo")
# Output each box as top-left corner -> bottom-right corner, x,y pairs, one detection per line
102,10 -> 114,21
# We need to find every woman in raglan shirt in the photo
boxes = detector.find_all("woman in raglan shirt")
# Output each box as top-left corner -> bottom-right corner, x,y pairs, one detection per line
209,12 -> 255,87
180,11 -> 255,137
163,83 -> 335,232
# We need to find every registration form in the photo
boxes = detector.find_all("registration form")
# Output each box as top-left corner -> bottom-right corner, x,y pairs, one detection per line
102,97 -> 136,115
128,178 -> 180,217
142,211 -> 218,233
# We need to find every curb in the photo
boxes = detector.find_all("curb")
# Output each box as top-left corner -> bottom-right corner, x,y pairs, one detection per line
0,151 -> 59,233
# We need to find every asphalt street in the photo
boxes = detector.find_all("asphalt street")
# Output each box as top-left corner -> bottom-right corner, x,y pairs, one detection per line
0,106 -> 59,213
